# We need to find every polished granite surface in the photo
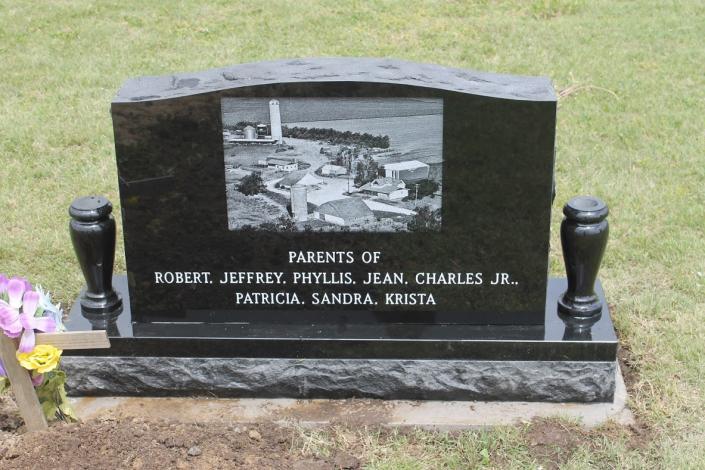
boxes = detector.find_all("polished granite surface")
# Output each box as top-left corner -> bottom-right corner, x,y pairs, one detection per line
115,57 -> 556,103
113,60 -> 557,326
65,276 -> 617,361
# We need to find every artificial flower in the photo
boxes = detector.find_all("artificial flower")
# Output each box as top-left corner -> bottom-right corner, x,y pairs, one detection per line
14,277 -> 32,292
0,302 -> 23,338
0,274 -> 8,295
0,278 -> 28,338
16,344 -> 63,374
0,275 -> 31,299
0,358 -> 44,386
35,285 -> 65,331
6,278 -> 26,309
18,291 -> 56,353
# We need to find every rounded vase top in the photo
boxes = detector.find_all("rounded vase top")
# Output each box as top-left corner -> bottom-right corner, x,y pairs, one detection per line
69,196 -> 113,222
563,196 -> 608,223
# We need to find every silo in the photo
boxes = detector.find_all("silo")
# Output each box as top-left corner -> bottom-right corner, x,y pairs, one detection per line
269,99 -> 283,144
243,125 -> 257,140
290,184 -> 308,222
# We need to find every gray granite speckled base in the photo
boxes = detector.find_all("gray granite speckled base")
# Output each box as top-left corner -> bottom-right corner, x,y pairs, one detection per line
62,357 -> 616,403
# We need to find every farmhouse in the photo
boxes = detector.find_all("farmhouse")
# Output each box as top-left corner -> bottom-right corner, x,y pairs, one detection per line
321,164 -> 347,176
258,157 -> 298,172
359,177 -> 409,200
382,160 -> 430,183
278,171 -> 322,189
313,198 -> 375,226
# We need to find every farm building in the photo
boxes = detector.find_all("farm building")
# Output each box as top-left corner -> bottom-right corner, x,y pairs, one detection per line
223,99 -> 282,144
256,124 -> 269,137
290,184 -> 309,222
382,160 -> 430,183
243,125 -> 257,140
313,198 -> 375,226
321,164 -> 347,176
258,157 -> 298,172
359,177 -> 409,200
278,171 -> 322,189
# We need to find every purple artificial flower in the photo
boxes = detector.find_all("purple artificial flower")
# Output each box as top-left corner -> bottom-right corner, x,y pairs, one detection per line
0,359 -> 5,377
18,291 -> 56,353
0,279 -> 26,338
0,274 -> 8,295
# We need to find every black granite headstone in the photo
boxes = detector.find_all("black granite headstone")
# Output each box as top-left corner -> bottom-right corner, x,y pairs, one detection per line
112,58 -> 556,328
65,59 -> 617,402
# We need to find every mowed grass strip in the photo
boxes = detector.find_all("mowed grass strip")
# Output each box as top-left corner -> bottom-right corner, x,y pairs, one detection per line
1,0 -> 703,468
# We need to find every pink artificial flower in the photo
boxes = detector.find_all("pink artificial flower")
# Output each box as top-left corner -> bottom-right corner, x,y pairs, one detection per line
13,277 -> 32,292
6,278 -> 25,309
0,303 -> 23,338
0,276 -> 30,298
18,291 -> 56,353
0,279 -> 26,338
0,279 -> 56,349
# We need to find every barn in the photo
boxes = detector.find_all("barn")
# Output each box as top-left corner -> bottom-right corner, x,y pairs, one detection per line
359,177 -> 409,200
382,160 -> 430,183
313,198 -> 375,226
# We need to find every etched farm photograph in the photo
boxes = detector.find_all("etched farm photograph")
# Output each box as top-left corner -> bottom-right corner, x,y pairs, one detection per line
222,97 -> 443,232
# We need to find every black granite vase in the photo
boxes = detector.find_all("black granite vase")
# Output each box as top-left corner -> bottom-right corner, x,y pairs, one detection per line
69,196 -> 123,321
558,196 -> 609,320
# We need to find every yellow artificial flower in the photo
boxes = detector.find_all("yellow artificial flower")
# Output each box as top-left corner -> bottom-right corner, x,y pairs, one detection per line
16,344 -> 63,374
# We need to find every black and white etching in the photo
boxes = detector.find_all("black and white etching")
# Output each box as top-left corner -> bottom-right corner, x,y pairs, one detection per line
222,97 -> 443,232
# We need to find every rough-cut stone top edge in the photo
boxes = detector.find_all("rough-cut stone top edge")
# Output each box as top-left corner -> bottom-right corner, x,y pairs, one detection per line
113,57 -> 556,104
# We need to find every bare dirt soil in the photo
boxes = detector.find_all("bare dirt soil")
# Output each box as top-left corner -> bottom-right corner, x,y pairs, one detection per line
0,396 -> 360,470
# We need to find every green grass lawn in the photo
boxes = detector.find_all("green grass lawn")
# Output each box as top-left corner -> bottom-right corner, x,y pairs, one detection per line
1,0 -> 703,467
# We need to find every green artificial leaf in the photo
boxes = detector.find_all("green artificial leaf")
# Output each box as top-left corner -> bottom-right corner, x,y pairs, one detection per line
35,369 -> 78,423
0,377 -> 9,394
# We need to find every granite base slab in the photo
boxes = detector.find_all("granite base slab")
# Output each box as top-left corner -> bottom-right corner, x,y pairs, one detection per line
70,370 -> 634,429
63,357 -> 615,403
63,276 -> 618,402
